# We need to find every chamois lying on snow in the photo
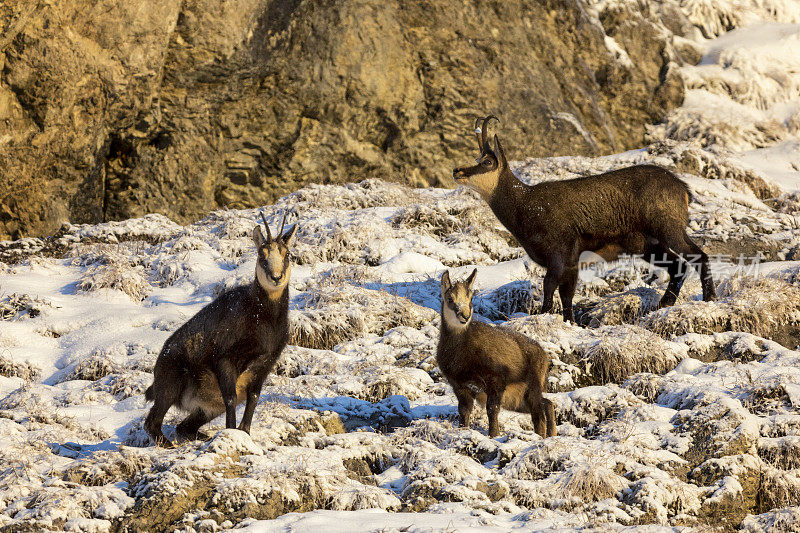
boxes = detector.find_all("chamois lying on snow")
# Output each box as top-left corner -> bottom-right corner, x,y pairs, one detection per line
436,269 -> 556,438
144,211 -> 296,447
452,116 -> 716,323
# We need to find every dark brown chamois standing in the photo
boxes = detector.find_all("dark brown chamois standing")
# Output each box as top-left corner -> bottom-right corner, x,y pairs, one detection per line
436,269 -> 556,438
452,115 -> 716,323
144,211 -> 297,447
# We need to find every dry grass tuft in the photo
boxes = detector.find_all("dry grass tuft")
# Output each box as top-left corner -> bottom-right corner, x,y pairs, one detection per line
285,179 -> 419,211
553,462 -> 628,502
623,373 -> 666,403
0,354 -> 40,381
758,437 -> 800,470
507,461 -> 628,511
772,190 -> 800,215
0,293 -> 53,320
559,385 -> 641,429
740,506 -> 800,532
743,380 -> 795,416
578,325 -> 686,384
391,197 -> 520,262
759,467 -> 800,510
77,262 -> 150,302
63,447 -> 154,486
62,353 -> 120,383
290,283 -> 435,350
92,371 -> 152,400
642,277 -> 800,346
474,281 -> 536,320
582,287 -> 661,327
74,248 -> 151,302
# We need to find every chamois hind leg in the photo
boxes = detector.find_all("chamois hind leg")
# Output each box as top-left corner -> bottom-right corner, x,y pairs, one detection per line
643,240 -> 685,308
543,397 -> 556,437
655,229 -> 716,304
485,388 -> 503,438
683,233 -> 716,301
176,409 -> 214,442
524,381 -> 548,438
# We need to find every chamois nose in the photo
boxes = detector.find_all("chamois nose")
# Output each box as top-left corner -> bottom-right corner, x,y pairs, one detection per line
453,168 -> 464,179
270,272 -> 282,283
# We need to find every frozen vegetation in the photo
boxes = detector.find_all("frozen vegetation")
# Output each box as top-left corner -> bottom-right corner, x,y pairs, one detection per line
1,0 -> 800,532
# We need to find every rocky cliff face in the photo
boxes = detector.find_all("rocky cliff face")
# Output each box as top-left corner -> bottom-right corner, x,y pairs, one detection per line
0,0 -> 689,239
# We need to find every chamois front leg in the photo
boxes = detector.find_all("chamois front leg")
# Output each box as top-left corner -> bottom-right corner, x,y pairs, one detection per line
451,383 -> 475,427
558,268 -> 578,323
215,359 -> 239,430
540,264 -> 563,315
238,374 -> 266,434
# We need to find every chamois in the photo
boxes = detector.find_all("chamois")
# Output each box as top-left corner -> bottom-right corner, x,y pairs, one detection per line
144,211 -> 296,447
436,269 -> 556,438
452,116 -> 716,323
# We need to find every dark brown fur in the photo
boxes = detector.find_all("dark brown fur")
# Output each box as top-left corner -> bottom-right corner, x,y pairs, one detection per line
436,269 -> 556,438
453,116 -> 716,323
144,214 -> 296,447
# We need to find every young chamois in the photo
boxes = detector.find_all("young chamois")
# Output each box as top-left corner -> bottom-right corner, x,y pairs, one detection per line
452,116 -> 716,323
144,211 -> 297,447
436,269 -> 556,438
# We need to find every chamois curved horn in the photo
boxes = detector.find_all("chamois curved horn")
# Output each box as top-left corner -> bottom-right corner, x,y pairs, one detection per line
474,117 -> 484,152
481,115 -> 499,153
260,211 -> 272,241
279,209 -> 289,236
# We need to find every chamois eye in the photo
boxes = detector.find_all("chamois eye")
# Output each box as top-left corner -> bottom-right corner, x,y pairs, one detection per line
482,158 -> 493,167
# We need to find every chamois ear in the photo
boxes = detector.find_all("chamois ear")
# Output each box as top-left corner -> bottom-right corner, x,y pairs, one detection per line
252,225 -> 267,247
493,134 -> 507,168
441,270 -> 451,292
465,268 -> 478,289
281,224 -> 297,246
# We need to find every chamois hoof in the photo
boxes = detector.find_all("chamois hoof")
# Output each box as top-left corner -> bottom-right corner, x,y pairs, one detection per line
153,436 -> 176,449
658,292 -> 678,308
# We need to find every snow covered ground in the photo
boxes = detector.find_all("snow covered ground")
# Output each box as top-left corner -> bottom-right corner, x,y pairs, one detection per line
648,2 -> 800,192
2,1 -> 800,532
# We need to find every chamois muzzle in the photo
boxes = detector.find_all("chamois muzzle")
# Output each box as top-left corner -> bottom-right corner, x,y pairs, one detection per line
456,310 -> 471,324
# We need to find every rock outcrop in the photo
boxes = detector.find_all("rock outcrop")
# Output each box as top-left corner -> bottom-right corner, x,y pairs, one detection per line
0,0 -> 687,239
